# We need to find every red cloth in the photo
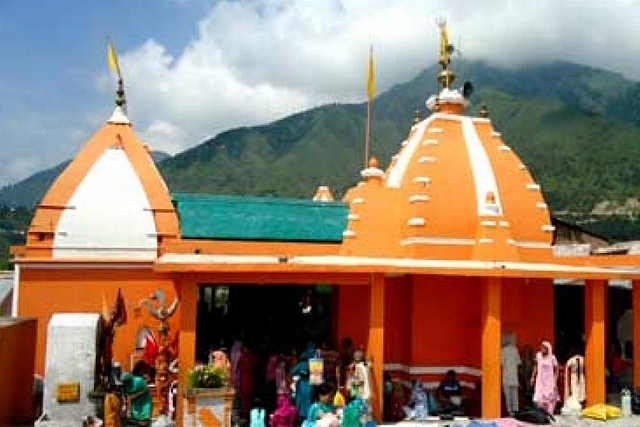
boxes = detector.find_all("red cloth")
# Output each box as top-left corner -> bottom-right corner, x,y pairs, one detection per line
239,349 -> 258,418
142,334 -> 159,367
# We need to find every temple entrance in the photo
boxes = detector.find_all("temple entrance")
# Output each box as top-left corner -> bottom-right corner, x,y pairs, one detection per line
195,284 -> 336,362
554,284 -> 585,361
555,283 -> 632,364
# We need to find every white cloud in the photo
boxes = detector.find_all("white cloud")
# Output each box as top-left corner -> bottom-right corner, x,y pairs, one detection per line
5,0 -> 640,188
114,0 -> 640,158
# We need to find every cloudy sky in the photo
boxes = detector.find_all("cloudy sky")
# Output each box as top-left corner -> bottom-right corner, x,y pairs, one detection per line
1,0 -> 640,189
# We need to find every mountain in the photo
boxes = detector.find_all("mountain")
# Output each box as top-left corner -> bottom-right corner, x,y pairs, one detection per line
160,60 -> 640,211
3,60 -> 640,242
0,151 -> 171,209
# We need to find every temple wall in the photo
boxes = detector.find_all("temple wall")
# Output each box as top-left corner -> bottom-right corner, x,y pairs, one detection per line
384,276 -> 412,370
17,267 -> 179,375
502,278 -> 555,353
370,275 -> 556,388
336,285 -> 370,350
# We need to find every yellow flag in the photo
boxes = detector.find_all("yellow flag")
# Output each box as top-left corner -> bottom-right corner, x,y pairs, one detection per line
367,46 -> 376,100
107,40 -> 121,78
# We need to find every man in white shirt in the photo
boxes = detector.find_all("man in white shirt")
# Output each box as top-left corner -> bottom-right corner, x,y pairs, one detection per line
501,334 -> 522,416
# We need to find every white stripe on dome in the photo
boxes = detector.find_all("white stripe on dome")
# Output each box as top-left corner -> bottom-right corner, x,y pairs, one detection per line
53,148 -> 158,259
418,156 -> 437,163
510,240 -> 552,249
401,237 -> 476,246
408,217 -> 425,226
386,116 -> 435,188
412,176 -> 431,185
461,117 -> 504,217
409,195 -> 430,203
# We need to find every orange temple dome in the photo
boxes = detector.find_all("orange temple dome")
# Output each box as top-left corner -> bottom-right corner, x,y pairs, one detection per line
340,23 -> 553,262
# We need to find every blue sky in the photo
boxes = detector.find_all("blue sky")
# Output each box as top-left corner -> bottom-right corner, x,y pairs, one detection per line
2,0 -> 640,192
0,0 -> 212,188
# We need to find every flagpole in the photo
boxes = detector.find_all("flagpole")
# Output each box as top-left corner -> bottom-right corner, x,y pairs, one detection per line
365,95 -> 371,168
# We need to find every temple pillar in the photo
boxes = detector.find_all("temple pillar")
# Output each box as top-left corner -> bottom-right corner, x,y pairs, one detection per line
633,280 -> 640,387
481,276 -> 502,419
585,279 -> 606,405
367,273 -> 385,422
175,275 -> 198,426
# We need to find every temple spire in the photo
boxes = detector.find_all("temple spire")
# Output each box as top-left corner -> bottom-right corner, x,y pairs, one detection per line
436,19 -> 456,90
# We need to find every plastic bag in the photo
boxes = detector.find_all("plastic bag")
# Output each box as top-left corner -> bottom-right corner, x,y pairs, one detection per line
581,403 -> 621,420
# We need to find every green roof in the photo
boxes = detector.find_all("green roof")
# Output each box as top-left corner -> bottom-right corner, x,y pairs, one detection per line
172,193 -> 349,242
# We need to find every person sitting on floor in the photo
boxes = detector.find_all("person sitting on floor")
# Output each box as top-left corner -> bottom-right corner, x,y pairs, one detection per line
403,380 -> 434,420
436,370 -> 464,415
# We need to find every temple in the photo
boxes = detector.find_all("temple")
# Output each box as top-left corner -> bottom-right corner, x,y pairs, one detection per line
11,21 -> 640,423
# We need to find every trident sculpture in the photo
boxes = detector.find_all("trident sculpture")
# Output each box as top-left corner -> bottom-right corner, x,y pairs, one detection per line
140,289 -> 179,417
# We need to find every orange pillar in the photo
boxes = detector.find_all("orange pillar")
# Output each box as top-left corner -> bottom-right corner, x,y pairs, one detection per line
367,273 -> 385,422
633,280 -> 640,387
175,275 -> 198,426
585,279 -> 606,405
481,276 -> 502,419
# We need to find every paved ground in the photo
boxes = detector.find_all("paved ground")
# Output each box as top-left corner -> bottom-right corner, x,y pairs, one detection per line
391,415 -> 640,426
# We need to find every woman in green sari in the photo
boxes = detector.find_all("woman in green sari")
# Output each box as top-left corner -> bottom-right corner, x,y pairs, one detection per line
121,372 -> 153,426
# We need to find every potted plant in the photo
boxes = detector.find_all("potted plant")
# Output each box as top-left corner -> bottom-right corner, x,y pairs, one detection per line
183,364 -> 234,426
187,364 -> 230,391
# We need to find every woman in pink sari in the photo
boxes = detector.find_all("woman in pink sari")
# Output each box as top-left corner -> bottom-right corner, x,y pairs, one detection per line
530,341 -> 559,414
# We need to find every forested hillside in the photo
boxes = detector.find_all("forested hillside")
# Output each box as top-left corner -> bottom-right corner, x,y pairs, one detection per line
4,60 -> 640,268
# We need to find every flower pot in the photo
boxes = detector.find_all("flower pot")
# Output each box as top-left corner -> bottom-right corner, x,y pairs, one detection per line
183,387 -> 235,426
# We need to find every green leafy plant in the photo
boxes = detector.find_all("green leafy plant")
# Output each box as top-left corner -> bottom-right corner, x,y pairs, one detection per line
187,364 -> 229,389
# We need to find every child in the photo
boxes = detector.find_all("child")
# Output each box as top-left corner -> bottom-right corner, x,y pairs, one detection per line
342,393 -> 375,427
103,381 -> 122,427
304,383 -> 338,427
250,398 -> 267,427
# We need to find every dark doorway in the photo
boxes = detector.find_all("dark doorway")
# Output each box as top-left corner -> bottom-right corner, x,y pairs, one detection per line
554,285 -> 585,361
554,284 -> 632,362
195,284 -> 335,362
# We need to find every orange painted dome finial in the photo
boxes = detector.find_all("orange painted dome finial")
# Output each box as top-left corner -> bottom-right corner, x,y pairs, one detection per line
360,156 -> 384,181
312,185 -> 335,202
